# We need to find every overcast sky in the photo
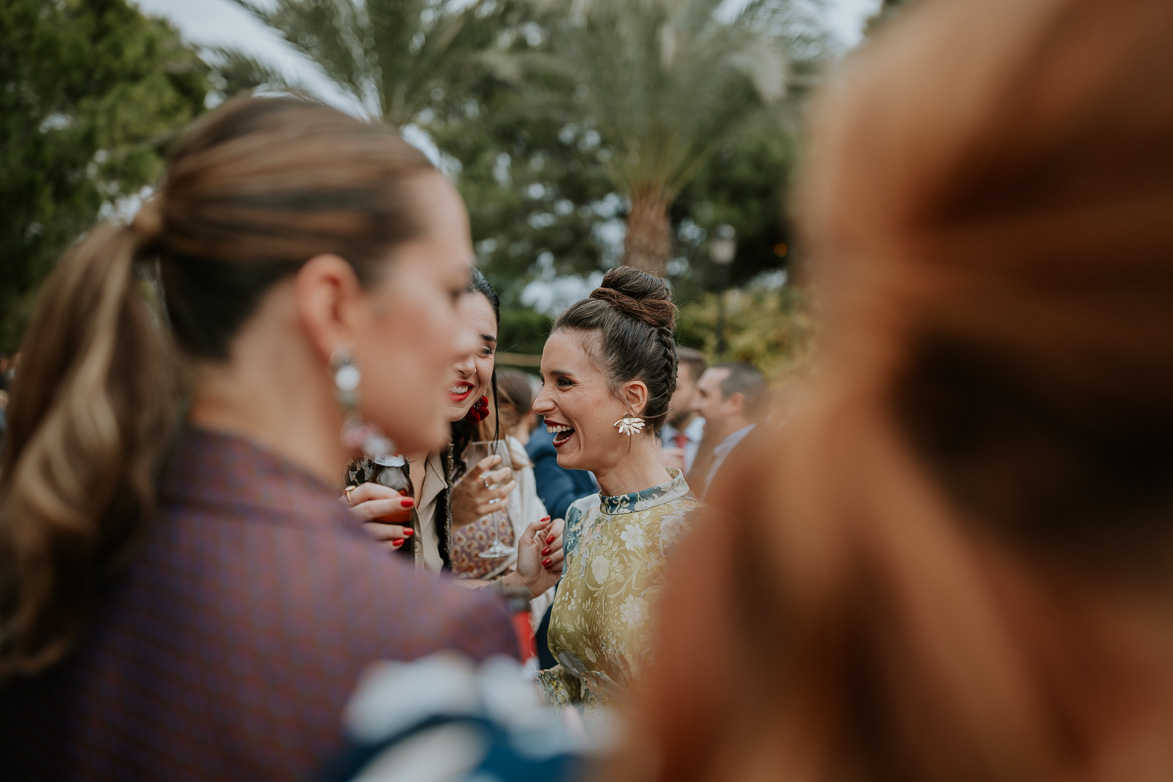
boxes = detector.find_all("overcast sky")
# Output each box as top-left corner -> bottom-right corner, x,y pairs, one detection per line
135,0 -> 881,112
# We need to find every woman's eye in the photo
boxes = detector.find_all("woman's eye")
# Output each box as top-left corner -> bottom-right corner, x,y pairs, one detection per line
557,377 -> 574,388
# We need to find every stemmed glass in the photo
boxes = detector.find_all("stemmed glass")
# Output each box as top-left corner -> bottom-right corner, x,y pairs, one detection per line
462,440 -> 515,559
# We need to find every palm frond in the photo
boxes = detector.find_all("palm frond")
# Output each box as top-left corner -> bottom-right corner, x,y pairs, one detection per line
525,0 -> 821,201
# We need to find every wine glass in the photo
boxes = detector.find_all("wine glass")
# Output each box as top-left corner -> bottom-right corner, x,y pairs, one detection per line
462,440 -> 515,559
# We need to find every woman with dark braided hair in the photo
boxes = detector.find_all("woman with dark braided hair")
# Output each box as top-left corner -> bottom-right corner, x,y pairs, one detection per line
344,269 -> 562,597
532,266 -> 703,714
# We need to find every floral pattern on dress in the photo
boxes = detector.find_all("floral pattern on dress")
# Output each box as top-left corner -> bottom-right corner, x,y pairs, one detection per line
537,468 -> 702,712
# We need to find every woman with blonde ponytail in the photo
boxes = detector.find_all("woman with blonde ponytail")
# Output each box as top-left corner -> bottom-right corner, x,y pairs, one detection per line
0,96 -> 517,781
613,1 -> 1173,781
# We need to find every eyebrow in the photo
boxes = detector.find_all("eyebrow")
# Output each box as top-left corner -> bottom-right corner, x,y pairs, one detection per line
482,334 -> 497,344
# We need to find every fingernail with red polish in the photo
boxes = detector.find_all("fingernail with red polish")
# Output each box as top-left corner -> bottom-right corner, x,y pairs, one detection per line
393,539 -> 405,548
541,516 -> 551,522
401,498 -> 415,508
542,547 -> 551,556
403,528 -> 414,537
542,558 -> 552,567
546,535 -> 555,544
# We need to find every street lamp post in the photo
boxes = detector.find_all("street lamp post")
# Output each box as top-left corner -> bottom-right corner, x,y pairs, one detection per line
710,224 -> 737,357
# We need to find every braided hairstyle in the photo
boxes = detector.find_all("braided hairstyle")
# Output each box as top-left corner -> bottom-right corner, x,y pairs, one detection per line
552,267 -> 678,432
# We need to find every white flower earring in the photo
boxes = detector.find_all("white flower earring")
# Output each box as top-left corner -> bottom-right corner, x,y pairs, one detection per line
613,414 -> 646,437
332,349 -> 393,458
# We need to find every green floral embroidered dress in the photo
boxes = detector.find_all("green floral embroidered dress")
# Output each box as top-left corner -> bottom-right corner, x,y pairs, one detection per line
537,468 -> 701,709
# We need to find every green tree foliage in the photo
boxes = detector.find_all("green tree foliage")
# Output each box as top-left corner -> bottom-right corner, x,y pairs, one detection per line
519,0 -> 825,277
219,0 -> 828,356
227,0 -> 503,124
669,116 -> 798,303
677,284 -> 815,377
0,0 -> 208,350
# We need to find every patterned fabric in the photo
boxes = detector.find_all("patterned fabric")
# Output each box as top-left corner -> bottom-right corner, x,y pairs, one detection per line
537,469 -> 702,711
321,654 -> 592,782
449,509 -> 514,578
0,426 -> 518,782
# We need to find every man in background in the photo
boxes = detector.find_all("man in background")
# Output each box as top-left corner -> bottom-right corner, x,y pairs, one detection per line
686,362 -> 767,501
660,347 -> 707,474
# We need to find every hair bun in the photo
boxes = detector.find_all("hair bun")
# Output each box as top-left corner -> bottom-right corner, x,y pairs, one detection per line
589,267 -> 676,331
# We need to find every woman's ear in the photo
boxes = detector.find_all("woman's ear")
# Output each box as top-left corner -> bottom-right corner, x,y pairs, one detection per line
294,253 -> 366,362
622,380 -> 650,417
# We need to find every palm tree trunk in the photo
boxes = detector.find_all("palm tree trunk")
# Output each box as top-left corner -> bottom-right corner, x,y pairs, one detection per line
623,186 -> 671,278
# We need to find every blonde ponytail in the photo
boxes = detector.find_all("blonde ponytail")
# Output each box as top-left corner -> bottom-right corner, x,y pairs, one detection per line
0,224 -> 181,677
0,94 -> 440,678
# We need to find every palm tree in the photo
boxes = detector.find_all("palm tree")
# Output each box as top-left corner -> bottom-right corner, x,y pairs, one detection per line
527,0 -> 825,277
224,0 -> 502,126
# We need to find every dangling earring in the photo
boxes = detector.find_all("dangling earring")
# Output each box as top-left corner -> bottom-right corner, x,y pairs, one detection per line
331,349 -> 393,458
613,413 -> 645,436
464,394 -> 490,423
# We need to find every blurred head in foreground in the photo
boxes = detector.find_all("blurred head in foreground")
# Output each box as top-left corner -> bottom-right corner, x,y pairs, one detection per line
618,0 -> 1173,780
0,96 -> 476,675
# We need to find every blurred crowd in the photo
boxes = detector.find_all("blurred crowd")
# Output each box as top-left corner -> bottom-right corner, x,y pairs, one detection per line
2,0 -> 1173,780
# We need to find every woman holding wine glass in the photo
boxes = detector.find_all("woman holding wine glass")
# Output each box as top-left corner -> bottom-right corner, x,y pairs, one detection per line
532,266 -> 704,712
345,270 -> 562,598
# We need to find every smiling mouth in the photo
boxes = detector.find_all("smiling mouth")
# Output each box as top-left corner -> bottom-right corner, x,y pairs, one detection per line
548,423 -> 575,447
448,383 -> 473,402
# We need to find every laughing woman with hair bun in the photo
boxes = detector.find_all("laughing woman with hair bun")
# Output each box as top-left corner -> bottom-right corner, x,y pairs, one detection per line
532,266 -> 704,714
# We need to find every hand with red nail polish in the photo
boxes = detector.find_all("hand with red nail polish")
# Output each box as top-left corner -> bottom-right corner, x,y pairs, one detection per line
514,516 -> 565,596
343,482 -> 417,554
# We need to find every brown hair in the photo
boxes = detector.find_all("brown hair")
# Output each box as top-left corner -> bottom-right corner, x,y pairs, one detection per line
494,367 -> 534,435
0,96 -> 436,677
553,266 -> 678,431
710,361 -> 767,421
616,0 -> 1173,780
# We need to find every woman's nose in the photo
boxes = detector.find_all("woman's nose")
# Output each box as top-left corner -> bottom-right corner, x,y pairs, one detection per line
452,352 -> 475,376
532,386 -> 553,413
450,319 -> 477,369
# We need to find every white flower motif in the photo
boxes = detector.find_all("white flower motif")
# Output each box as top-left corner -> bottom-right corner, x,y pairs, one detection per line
619,594 -> 647,628
590,555 -> 610,583
620,523 -> 646,552
613,416 -> 646,436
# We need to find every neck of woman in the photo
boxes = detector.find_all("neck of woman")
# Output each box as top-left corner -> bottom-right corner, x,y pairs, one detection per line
188,363 -> 346,489
593,434 -> 673,498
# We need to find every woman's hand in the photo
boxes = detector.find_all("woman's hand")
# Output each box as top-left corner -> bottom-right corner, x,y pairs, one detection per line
513,516 -> 565,597
343,482 -> 415,553
450,454 -> 517,527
